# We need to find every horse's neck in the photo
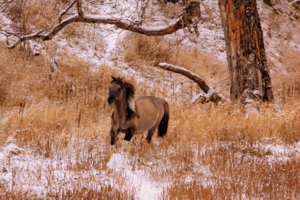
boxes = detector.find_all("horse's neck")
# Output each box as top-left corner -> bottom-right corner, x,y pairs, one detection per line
113,101 -> 127,122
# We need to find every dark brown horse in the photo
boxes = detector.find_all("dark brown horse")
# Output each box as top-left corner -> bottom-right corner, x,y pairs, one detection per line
107,76 -> 169,146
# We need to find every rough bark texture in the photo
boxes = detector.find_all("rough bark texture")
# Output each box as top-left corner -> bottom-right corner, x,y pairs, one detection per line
219,0 -> 274,103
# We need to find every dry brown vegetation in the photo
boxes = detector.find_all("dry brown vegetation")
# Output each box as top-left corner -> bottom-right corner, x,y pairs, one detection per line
122,32 -> 228,87
1,1 -> 300,199
271,44 -> 300,104
1,37 -> 300,199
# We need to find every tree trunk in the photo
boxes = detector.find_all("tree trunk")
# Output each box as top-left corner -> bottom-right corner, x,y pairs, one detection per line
218,0 -> 274,103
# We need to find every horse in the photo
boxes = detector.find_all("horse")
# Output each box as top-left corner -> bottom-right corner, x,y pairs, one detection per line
107,76 -> 170,147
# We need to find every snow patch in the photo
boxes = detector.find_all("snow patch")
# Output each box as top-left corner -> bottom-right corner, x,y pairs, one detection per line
107,152 -> 164,200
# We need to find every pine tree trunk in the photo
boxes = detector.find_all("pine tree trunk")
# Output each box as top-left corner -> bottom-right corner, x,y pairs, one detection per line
218,0 -> 274,103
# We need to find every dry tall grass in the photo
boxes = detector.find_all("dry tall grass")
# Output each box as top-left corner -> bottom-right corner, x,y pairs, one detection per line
0,47 -> 133,198
1,44 -> 300,199
1,12 -> 300,199
120,32 -> 229,94
271,44 -> 300,103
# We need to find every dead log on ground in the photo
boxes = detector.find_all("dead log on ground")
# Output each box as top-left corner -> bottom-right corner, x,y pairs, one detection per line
159,62 -> 226,104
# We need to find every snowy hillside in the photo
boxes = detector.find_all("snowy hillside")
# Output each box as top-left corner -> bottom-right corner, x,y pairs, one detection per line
0,0 -> 300,199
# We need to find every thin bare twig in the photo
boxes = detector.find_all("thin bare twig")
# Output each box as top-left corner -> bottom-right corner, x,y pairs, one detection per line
59,0 -> 77,23
138,0 -> 150,25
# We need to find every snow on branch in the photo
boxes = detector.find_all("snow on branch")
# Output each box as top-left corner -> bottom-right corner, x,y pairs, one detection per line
159,62 -> 226,104
59,0 -> 77,23
1,0 -> 185,49
1,15 -> 79,49
159,62 -> 209,92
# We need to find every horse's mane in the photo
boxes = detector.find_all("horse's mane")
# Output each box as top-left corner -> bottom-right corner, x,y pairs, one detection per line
111,76 -> 138,120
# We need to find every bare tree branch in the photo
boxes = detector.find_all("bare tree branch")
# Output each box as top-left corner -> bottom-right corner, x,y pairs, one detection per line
138,0 -> 150,25
76,0 -> 83,17
159,62 -> 225,103
1,14 -> 185,49
1,15 -> 79,49
59,0 -> 77,23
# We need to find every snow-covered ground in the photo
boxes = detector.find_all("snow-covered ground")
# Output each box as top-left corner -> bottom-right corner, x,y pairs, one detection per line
1,136 -> 299,199
1,0 -> 300,198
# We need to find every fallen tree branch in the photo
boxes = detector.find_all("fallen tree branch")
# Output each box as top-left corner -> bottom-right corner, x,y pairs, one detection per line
159,62 -> 226,103
159,62 -> 209,93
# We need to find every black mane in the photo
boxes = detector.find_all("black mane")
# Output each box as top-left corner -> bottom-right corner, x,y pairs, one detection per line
111,76 -> 138,120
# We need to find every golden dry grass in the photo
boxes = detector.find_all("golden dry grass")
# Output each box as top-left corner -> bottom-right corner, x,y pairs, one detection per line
1,4 -> 300,198
1,42 -> 300,199
120,32 -> 229,97
271,44 -> 300,104
3,0 -> 71,34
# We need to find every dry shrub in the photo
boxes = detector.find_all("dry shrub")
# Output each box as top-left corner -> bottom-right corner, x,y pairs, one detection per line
3,0 -> 61,34
1,43 -> 300,199
0,41 -> 142,159
156,1 -> 183,19
161,100 -> 300,199
0,48 -> 48,107
121,32 -> 228,94
271,44 -> 300,103
1,22 -> 300,200
164,151 -> 300,199
0,47 -> 134,198
1,184 -> 134,200
0,45 -> 113,148
170,100 -> 300,145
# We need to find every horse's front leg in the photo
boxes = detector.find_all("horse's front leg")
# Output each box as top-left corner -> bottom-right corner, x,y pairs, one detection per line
105,127 -> 118,162
110,127 -> 119,146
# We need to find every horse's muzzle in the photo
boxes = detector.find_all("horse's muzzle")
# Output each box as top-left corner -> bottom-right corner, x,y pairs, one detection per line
107,96 -> 115,107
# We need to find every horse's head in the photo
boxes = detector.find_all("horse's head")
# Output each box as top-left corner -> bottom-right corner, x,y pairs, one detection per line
108,76 -> 136,109
108,76 -> 124,107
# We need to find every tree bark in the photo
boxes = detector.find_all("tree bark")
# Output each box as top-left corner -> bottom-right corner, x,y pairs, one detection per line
218,0 -> 274,103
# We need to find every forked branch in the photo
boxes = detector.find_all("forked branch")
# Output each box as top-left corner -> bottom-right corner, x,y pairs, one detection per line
59,0 -> 77,23
1,0 -> 186,49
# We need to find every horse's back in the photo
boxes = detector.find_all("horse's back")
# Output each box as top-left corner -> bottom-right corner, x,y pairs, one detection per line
133,96 -> 165,132
136,95 -> 165,111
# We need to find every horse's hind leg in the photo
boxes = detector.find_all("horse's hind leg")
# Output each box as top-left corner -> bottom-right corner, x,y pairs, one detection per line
146,126 -> 157,144
124,132 -> 133,141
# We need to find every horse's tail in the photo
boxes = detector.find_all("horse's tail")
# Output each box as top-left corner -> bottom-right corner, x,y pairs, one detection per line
158,99 -> 169,137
